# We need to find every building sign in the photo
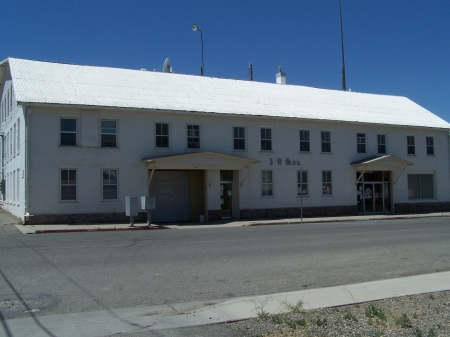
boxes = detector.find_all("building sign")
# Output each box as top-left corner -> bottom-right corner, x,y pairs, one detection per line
269,158 -> 302,166
158,189 -> 173,201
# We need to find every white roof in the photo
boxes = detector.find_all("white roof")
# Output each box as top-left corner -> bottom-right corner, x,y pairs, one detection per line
3,57 -> 449,129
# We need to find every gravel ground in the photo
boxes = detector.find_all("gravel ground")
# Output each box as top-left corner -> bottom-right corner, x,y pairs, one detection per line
226,291 -> 450,337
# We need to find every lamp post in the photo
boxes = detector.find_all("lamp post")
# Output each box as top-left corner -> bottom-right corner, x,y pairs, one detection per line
192,24 -> 204,76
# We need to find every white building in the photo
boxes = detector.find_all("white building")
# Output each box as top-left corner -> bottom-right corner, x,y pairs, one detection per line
0,58 -> 449,224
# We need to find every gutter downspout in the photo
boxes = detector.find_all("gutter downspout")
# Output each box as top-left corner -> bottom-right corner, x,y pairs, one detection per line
24,106 -> 30,223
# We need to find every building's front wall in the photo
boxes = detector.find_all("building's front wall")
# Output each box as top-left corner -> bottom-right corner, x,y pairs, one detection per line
24,104 -> 450,224
0,68 -> 25,219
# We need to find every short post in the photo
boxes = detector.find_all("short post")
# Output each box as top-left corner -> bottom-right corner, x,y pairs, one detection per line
300,166 -> 303,221
147,210 -> 151,227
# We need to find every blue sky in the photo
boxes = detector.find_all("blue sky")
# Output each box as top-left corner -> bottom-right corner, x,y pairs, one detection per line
2,1 -> 450,123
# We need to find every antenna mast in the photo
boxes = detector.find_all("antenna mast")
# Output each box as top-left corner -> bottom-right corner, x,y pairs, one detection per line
340,0 -> 347,91
249,63 -> 253,81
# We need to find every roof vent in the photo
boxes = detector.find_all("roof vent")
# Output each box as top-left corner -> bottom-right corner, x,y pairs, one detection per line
276,66 -> 286,85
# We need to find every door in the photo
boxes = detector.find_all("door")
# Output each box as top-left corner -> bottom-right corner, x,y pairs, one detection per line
221,182 -> 233,219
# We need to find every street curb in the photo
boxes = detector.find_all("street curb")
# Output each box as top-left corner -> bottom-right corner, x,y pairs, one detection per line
247,213 -> 450,227
34,225 -> 170,234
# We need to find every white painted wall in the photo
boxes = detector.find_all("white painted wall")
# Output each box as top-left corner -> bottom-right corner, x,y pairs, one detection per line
23,105 -> 449,219
0,68 -> 26,219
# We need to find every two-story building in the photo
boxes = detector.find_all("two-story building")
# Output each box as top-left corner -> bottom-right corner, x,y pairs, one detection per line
1,57 -> 449,224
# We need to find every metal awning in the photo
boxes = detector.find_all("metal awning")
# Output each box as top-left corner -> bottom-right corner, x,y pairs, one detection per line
351,155 -> 413,185
351,155 -> 413,167
142,151 -> 259,170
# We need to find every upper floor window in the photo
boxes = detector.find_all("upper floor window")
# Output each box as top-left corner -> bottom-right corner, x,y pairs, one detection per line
60,169 -> 77,201
377,134 -> 386,154
426,137 -> 434,155
16,119 -> 20,155
357,133 -> 366,153
322,170 -> 332,196
101,120 -> 117,147
187,124 -> 200,149
102,169 -> 118,200
261,128 -> 272,151
297,170 -> 308,196
299,130 -> 310,152
60,118 -> 77,146
233,127 -> 246,150
156,123 -> 169,148
407,135 -> 415,155
321,131 -> 331,153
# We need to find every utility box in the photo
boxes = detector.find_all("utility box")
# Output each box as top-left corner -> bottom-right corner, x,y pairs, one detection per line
141,196 -> 156,210
125,196 -> 138,216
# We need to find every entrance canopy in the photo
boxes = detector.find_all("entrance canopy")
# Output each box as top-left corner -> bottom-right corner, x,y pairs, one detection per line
142,151 -> 260,170
351,155 -> 413,171
351,155 -> 413,185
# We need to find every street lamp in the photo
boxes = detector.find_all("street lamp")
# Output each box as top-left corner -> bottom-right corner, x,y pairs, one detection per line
192,24 -> 204,76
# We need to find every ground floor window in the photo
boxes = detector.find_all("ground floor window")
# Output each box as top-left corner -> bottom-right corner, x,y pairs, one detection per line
102,169 -> 118,200
322,170 -> 332,196
297,170 -> 308,196
408,174 -> 435,199
61,169 -> 77,201
261,170 -> 273,197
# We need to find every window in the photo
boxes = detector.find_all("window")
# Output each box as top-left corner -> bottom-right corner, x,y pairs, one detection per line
233,127 -> 246,150
102,169 -> 118,200
407,136 -> 415,155
60,118 -> 77,146
377,134 -> 386,154
408,174 -> 435,199
357,133 -> 366,153
322,170 -> 332,196
299,130 -> 310,152
60,169 -> 77,201
261,170 -> 273,196
101,120 -> 117,147
17,119 -> 20,155
297,170 -> 308,196
426,137 -> 434,155
187,124 -> 200,149
13,123 -> 16,157
261,128 -> 272,151
321,131 -> 331,153
16,169 -> 19,203
156,123 -> 169,148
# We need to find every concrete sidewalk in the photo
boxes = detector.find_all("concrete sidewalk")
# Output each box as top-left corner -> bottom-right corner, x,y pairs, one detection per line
5,271 -> 450,337
15,211 -> 450,234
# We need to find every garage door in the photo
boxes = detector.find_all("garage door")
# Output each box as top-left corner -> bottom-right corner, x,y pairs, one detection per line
149,170 -> 190,222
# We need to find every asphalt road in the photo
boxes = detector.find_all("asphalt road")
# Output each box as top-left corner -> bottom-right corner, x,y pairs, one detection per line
0,218 -> 449,324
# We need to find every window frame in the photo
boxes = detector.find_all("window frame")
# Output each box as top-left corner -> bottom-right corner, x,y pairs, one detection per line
299,130 -> 310,152
426,136 -> 434,156
102,169 -> 119,201
101,120 -> 118,148
260,128 -> 272,151
233,126 -> 246,151
356,133 -> 366,154
321,131 -> 331,153
407,173 -> 435,199
377,134 -> 386,154
407,135 -> 415,155
187,124 -> 201,149
60,118 -> 77,146
155,122 -> 170,148
322,170 -> 332,196
60,169 -> 77,201
297,170 -> 308,196
261,170 -> 273,197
